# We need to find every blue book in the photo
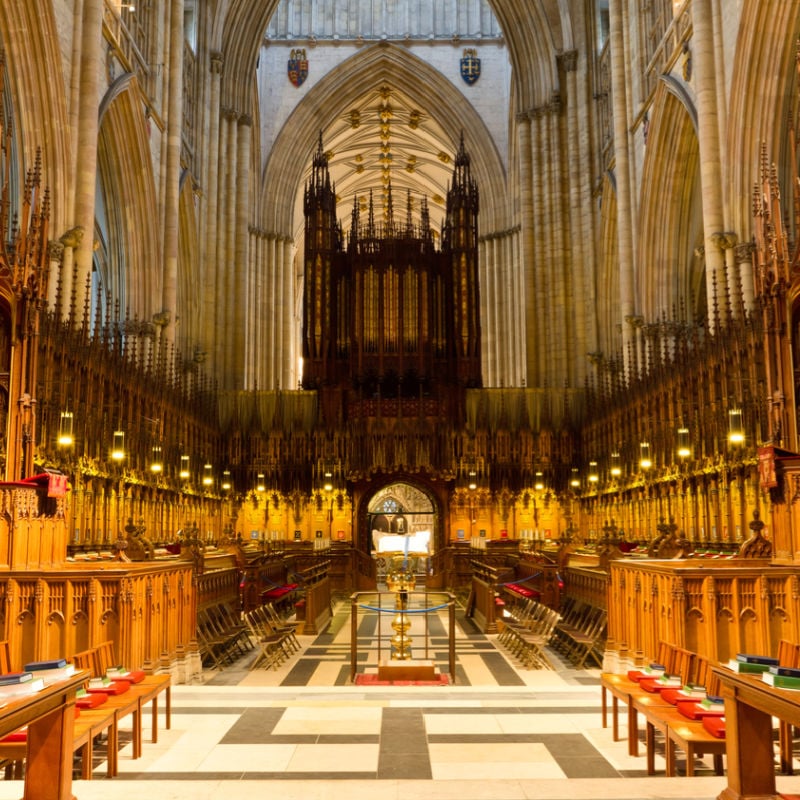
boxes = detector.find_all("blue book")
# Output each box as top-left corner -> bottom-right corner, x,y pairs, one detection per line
24,659 -> 67,671
736,653 -> 779,666
0,672 -> 33,685
769,665 -> 800,678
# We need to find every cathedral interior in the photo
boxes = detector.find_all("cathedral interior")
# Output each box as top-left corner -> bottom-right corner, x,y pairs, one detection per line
0,1 -> 800,798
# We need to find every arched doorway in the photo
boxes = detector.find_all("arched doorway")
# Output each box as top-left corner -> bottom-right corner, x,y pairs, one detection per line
358,479 -> 444,585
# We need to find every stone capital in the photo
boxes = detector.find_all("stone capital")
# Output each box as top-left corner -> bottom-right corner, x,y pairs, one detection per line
210,51 -> 224,74
47,240 -> 65,261
710,231 -> 737,250
734,241 -> 756,262
558,49 -> 578,72
59,226 -> 84,249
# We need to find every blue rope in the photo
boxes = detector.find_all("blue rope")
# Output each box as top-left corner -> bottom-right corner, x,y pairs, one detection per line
358,601 -> 450,614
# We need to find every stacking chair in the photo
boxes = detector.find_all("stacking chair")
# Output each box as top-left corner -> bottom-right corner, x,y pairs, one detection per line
244,609 -> 294,669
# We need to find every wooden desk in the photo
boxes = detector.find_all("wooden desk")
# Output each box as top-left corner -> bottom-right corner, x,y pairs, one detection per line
0,671 -> 88,800
713,665 -> 800,800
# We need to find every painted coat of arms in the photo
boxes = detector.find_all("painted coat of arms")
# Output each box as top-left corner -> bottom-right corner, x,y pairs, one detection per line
288,48 -> 308,87
460,48 -> 481,86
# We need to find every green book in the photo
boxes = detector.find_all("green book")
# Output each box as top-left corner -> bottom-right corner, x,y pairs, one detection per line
763,671 -> 800,690
727,658 -> 772,674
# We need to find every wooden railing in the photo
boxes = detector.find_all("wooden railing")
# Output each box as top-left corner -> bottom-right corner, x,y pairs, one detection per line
607,559 -> 800,664
293,561 -> 332,634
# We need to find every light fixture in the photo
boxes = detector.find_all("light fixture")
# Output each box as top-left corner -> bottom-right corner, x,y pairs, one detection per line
57,411 -> 74,447
256,474 -> 266,492
202,463 -> 213,486
179,454 -> 190,479
588,461 -> 599,483
534,471 -> 544,491
569,468 -> 580,488
677,427 -> 691,458
150,446 -> 163,473
728,409 -> 745,444
323,470 -> 333,493
221,470 -> 232,491
111,430 -> 125,461
639,442 -> 652,470
610,451 -> 621,477
467,470 -> 477,491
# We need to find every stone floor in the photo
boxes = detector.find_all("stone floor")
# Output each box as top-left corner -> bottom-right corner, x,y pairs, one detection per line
0,595 -> 798,799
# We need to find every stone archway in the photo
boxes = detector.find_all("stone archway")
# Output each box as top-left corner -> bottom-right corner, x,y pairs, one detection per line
355,477 -> 446,583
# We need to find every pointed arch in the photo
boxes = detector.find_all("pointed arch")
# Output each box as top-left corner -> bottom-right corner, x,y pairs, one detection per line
637,81 -> 704,325
260,44 -> 507,237
97,76 -> 162,323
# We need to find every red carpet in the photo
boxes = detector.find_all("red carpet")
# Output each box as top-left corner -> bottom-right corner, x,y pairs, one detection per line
354,673 -> 450,686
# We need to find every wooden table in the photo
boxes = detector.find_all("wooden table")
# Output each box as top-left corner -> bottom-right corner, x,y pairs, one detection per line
713,665 -> 800,800
0,671 -> 88,800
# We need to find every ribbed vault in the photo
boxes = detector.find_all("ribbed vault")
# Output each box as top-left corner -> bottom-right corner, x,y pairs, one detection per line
260,43 -> 508,241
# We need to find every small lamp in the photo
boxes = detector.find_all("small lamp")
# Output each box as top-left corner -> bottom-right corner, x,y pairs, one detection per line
588,461 -> 599,483
467,470 -> 477,491
728,409 -> 745,444
569,468 -> 580,488
179,454 -> 190,480
202,463 -> 213,487
323,470 -> 333,493
609,451 -> 621,477
256,473 -> 266,493
677,427 -> 691,458
150,446 -> 163,473
111,431 -> 125,462
534,471 -> 544,491
639,442 -> 652,470
58,411 -> 74,447
221,470 -> 232,491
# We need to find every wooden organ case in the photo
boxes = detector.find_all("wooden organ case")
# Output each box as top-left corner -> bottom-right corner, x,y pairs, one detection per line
301,135 -> 482,420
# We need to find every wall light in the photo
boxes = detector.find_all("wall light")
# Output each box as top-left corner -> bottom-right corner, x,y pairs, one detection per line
609,451 -> 621,477
150,446 -> 163,473
179,454 -> 190,479
221,470 -> 232,491
534,471 -> 544,491
111,431 -> 125,461
677,427 -> 691,458
588,461 -> 599,483
58,411 -> 74,447
569,468 -> 580,488
202,463 -> 213,486
256,473 -> 266,493
639,442 -> 652,469
728,409 -> 745,444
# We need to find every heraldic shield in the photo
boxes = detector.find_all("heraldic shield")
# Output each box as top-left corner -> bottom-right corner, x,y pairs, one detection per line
460,48 -> 481,86
288,48 -> 308,87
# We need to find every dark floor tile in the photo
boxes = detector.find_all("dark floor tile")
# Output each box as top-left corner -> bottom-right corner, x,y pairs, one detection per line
280,658 -> 322,685
377,751 -> 433,780
219,707 -> 286,743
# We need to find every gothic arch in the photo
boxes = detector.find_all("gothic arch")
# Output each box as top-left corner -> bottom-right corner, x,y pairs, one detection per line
356,476 -> 444,556
220,0 -> 564,115
637,82 -> 703,325
260,44 -> 508,238
727,0 -> 800,238
0,1 -> 71,233
97,77 -> 161,322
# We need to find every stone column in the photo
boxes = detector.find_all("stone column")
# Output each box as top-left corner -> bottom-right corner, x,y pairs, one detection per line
609,0 -> 637,372
203,52 -> 223,376
161,0 -> 185,343
692,0 -> 727,330
561,49 -> 587,388
282,236 -> 295,389
517,112 -> 537,385
266,233 -> 277,387
234,114 -> 253,387
734,241 -> 755,315
223,110 -> 238,387
47,241 -> 65,313
72,0 -> 105,325
548,94 -> 568,388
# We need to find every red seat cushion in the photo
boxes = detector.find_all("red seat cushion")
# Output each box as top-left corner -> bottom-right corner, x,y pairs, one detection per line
88,679 -> 130,695
109,669 -> 145,684
76,692 -> 108,708
701,715 -> 726,738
